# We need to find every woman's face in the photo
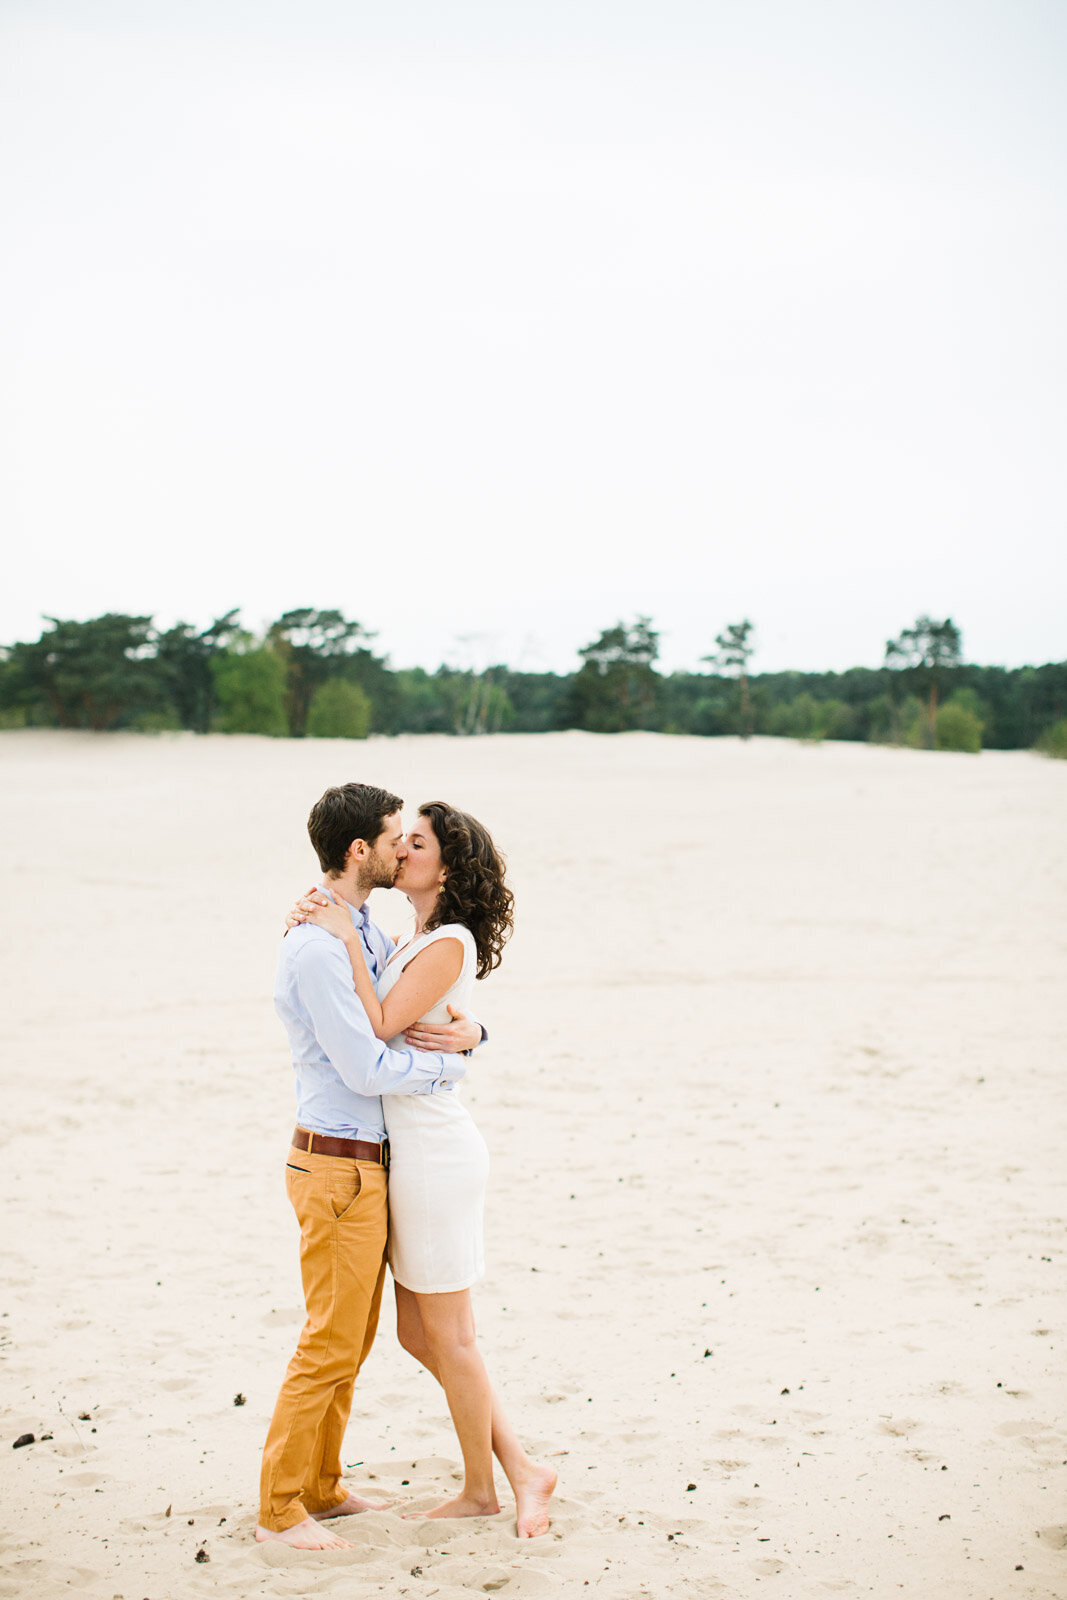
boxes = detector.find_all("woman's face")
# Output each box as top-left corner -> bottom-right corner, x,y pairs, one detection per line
394,814 -> 445,897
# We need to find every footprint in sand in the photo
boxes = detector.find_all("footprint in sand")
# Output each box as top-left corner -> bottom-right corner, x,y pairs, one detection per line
1,1561 -> 102,1591
402,1506 -> 514,1536
877,1417 -> 920,1437
256,1542 -> 377,1568
416,1559 -> 559,1594
262,1306 -> 304,1326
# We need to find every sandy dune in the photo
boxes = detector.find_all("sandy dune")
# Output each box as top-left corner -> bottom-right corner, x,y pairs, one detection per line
0,729 -> 1064,1599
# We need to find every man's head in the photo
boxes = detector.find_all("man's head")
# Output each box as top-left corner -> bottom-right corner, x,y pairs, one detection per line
307,783 -> 404,893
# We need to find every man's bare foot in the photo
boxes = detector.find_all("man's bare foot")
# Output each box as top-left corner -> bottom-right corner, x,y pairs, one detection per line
408,1491 -> 501,1520
255,1517 -> 352,1550
513,1464 -> 558,1538
311,1491 -> 392,1519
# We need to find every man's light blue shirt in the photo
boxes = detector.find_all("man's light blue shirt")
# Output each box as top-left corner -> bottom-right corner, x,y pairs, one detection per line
274,896 -> 466,1144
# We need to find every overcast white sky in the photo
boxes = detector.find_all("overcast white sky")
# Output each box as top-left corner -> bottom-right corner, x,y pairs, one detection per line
2,0 -> 1064,675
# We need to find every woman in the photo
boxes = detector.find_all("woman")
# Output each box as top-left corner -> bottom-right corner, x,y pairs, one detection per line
290,801 -> 556,1538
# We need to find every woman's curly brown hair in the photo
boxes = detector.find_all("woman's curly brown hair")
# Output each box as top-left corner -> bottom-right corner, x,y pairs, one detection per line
419,801 -> 514,979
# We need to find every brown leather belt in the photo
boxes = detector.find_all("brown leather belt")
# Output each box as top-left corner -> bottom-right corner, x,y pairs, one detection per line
291,1126 -> 389,1165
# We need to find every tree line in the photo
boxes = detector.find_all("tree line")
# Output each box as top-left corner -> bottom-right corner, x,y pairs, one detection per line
1,607 -> 1065,755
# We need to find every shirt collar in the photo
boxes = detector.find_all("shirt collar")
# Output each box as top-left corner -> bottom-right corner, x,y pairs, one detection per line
319,885 -> 370,929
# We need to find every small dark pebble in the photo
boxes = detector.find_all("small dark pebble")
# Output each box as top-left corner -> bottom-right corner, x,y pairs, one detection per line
233,1394 -> 246,1407
79,1413 -> 91,1421
401,1479 -> 409,1485
411,1567 -> 423,1578
188,1519 -> 194,1526
195,1548 -> 210,1563
686,1482 -> 696,1491
41,1433 -> 53,1441
13,1434 -> 34,1449
704,1349 -> 712,1358
941,1465 -> 947,1471
781,1387 -> 790,1395
1016,1565 -> 1024,1571
165,1505 -> 172,1518
939,1514 -> 951,1522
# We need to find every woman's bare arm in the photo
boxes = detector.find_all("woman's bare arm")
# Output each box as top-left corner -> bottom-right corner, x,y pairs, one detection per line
299,895 -> 464,1040
369,940 -> 465,1040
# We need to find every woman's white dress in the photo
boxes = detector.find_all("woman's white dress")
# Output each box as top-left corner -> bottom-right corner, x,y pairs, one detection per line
380,923 -> 489,1294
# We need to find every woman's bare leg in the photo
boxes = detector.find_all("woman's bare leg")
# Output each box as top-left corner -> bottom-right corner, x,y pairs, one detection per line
395,1285 -> 557,1536
400,1287 -> 497,1517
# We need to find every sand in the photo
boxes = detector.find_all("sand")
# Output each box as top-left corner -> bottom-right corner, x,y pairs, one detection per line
0,728 -> 1064,1600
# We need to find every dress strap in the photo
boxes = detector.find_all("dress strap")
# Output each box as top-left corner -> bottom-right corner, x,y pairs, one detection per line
395,924 -> 472,975
414,924 -> 468,948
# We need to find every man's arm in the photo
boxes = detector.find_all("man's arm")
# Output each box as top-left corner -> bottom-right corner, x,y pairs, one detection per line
295,939 -> 466,1096
404,1007 -> 488,1053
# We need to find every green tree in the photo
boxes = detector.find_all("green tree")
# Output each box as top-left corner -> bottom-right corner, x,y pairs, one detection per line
933,694 -> 983,753
885,615 -> 962,749
306,678 -> 373,739
1035,718 -> 1067,758
703,620 -> 755,738
211,648 -> 288,735
447,669 -> 514,735
0,654 -> 26,727
391,667 -> 515,735
569,617 -> 660,733
5,614 -> 169,730
496,670 -> 568,733
866,692 -> 923,746
391,667 -> 452,734
767,694 -> 855,742
267,608 -> 384,737
156,609 -> 241,731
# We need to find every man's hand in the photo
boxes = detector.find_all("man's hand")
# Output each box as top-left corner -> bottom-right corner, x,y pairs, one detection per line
404,1005 -> 483,1054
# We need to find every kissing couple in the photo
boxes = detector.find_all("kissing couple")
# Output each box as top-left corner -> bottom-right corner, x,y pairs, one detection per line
255,781 -> 556,1550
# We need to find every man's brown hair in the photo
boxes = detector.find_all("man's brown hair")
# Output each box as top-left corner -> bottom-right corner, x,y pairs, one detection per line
307,783 -> 403,875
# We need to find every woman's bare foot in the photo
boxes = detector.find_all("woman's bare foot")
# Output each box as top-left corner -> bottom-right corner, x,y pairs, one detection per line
513,1464 -> 557,1538
311,1491 -> 391,1519
408,1491 -> 501,1520
255,1517 -> 352,1550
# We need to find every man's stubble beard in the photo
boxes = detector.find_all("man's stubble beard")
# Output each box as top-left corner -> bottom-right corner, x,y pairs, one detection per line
357,846 -> 399,898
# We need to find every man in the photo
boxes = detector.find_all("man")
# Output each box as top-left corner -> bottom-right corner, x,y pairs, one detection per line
256,782 -> 484,1551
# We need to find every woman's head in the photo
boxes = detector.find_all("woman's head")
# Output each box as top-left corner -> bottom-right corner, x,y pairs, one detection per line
405,801 -> 514,979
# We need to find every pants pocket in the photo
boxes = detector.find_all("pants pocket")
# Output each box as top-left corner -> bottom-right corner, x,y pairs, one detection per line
327,1164 -> 363,1221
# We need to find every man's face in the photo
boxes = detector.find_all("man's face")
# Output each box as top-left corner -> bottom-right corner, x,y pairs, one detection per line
360,810 -> 405,890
